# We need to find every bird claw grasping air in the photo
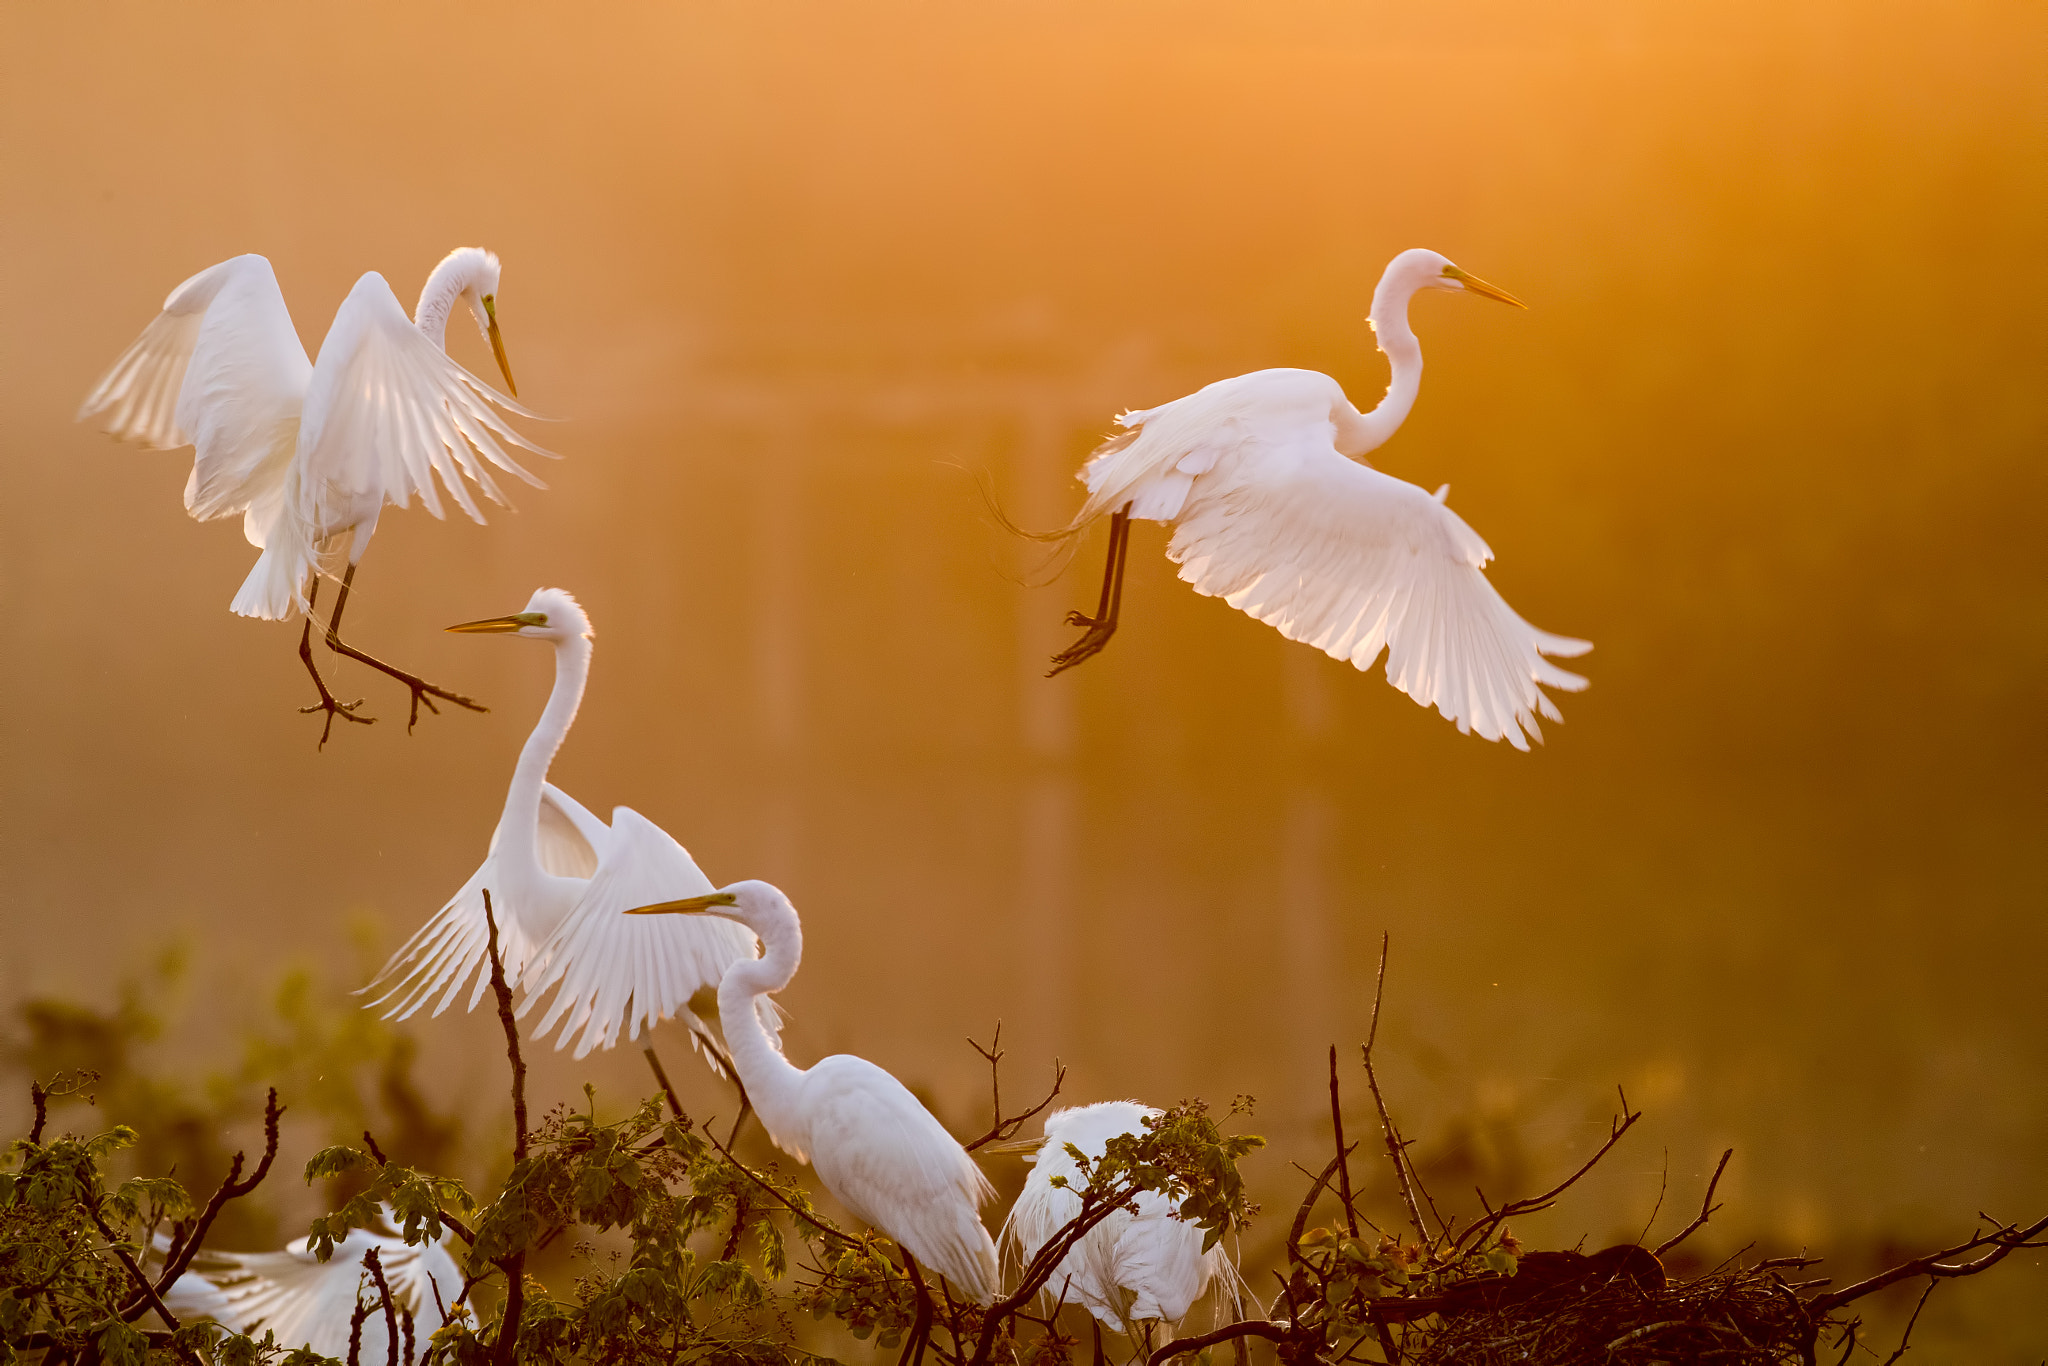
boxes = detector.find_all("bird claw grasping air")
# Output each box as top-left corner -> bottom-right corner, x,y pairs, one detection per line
299,692 -> 374,748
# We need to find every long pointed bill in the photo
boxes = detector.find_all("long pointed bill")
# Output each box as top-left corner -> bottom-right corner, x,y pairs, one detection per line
626,892 -> 740,916
1444,266 -> 1527,309
482,294 -> 518,396
445,611 -> 547,634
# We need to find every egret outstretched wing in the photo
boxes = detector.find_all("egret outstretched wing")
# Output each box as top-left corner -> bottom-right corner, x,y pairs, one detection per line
363,783 -> 608,1021
77,254 -> 312,538
297,271 -> 549,538
519,806 -> 766,1060
160,1210 -> 458,1365
802,1055 -> 1000,1303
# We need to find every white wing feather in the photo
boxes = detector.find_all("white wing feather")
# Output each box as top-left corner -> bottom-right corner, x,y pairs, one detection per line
362,784 -> 607,1022
518,806 -> 764,1061
1079,373 -> 1589,750
296,272 -> 548,541
160,1209 -> 459,1365
77,254 -> 311,541
801,1055 -> 1000,1304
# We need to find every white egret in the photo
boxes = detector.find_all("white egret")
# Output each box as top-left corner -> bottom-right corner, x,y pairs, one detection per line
160,1207 -> 459,1365
78,247 -> 548,741
362,588 -> 770,1063
1001,1102 -> 1231,1338
1043,248 -> 1589,750
627,880 -> 1001,1304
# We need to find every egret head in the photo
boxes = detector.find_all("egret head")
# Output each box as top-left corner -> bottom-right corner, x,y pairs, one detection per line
421,246 -> 518,395
1384,247 -> 1527,308
624,879 -> 797,938
445,587 -> 592,643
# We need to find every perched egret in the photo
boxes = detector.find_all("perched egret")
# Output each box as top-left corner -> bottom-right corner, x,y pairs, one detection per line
628,880 -> 1001,1304
160,1208 -> 459,1365
1043,248 -> 1589,750
78,248 -> 548,740
363,589 -> 770,1063
1001,1102 -> 1231,1337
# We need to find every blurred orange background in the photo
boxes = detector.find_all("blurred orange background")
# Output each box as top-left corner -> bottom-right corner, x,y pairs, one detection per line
2,0 -> 2044,1351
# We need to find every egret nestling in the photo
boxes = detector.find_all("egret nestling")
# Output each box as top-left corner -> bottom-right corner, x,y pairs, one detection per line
1044,248 -> 1589,750
161,1208 -> 459,1366
1001,1101 -> 1233,1342
627,880 -> 1002,1306
79,248 -> 548,741
364,589 -> 770,1064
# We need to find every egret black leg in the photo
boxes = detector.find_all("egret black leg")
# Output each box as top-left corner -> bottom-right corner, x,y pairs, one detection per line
897,1250 -> 935,1366
295,575 -> 374,746
1048,501 -> 1134,677
322,563 -> 489,731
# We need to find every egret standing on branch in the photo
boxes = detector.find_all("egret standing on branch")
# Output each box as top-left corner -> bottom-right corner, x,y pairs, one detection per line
79,247 -> 549,741
627,880 -> 1002,1305
363,589 -> 770,1064
1001,1102 -> 1233,1341
1040,248 -> 1590,750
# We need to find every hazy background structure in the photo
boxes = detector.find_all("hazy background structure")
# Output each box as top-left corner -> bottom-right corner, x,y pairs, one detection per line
1,0 -> 2044,1352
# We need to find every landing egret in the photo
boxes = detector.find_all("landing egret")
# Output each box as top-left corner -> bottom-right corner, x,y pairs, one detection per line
78,248 -> 548,740
1044,248 -> 1589,750
627,880 -> 1001,1304
160,1207 -> 459,1365
1002,1102 -> 1231,1336
363,589 -> 770,1063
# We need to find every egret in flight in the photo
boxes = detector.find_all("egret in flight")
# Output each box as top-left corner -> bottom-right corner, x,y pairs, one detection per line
1043,248 -> 1589,750
1002,1102 -> 1232,1339
628,880 -> 1001,1304
78,248 -> 548,741
363,589 -> 769,1063
161,1207 -> 459,1366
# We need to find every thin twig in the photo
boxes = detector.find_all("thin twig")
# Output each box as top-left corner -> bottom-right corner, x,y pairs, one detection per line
362,1248 -> 399,1366
700,1123 -> 857,1247
1880,1280 -> 1936,1365
1653,1148 -> 1734,1256
483,892 -> 526,1366
962,1025 -> 1066,1153
644,1049 -> 686,1119
1447,1086 -> 1644,1257
1360,933 -> 1429,1239
1812,1213 -> 2048,1312
1145,1321 -> 1287,1366
29,1081 -> 48,1145
130,1088 -> 285,1320
1328,1046 -> 1359,1239
362,1130 -> 391,1166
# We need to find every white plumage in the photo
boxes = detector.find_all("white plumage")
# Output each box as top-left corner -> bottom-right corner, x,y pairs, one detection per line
160,1207 -> 459,1365
628,880 -> 1001,1303
1001,1102 -> 1229,1333
362,589 -> 769,1062
1050,248 -> 1589,750
80,249 -> 544,619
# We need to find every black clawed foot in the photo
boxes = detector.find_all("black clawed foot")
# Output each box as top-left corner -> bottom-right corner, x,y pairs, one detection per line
1047,622 -> 1117,677
393,676 -> 486,733
300,694 -> 376,749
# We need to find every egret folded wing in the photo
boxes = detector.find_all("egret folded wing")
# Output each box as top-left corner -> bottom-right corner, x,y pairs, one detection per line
1170,439 -> 1589,750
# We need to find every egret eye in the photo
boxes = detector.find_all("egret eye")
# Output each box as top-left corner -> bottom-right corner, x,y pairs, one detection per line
514,611 -> 548,627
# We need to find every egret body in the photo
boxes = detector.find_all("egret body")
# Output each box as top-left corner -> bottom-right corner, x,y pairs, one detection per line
1047,248 -> 1589,750
79,248 -> 547,741
364,589 -> 767,1062
629,880 -> 1001,1304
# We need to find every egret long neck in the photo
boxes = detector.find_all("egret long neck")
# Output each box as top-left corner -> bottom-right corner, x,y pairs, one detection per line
412,258 -> 473,350
1345,278 -> 1427,456
718,922 -> 809,1150
501,635 -> 591,882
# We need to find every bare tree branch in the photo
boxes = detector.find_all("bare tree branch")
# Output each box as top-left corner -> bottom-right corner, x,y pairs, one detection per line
1653,1148 -> 1734,1256
1360,933 -> 1430,1240
962,1024 -> 1066,1153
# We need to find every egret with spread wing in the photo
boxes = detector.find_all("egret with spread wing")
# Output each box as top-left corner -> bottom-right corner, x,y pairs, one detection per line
79,248 -> 548,741
160,1206 -> 459,1366
628,880 -> 1002,1306
1044,248 -> 1589,750
363,589 -> 769,1064
1001,1102 -> 1233,1339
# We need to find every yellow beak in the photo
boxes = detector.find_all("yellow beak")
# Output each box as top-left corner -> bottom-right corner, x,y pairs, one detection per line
626,892 -> 740,916
482,294 -> 518,396
445,611 -> 547,634
1444,266 -> 1527,309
